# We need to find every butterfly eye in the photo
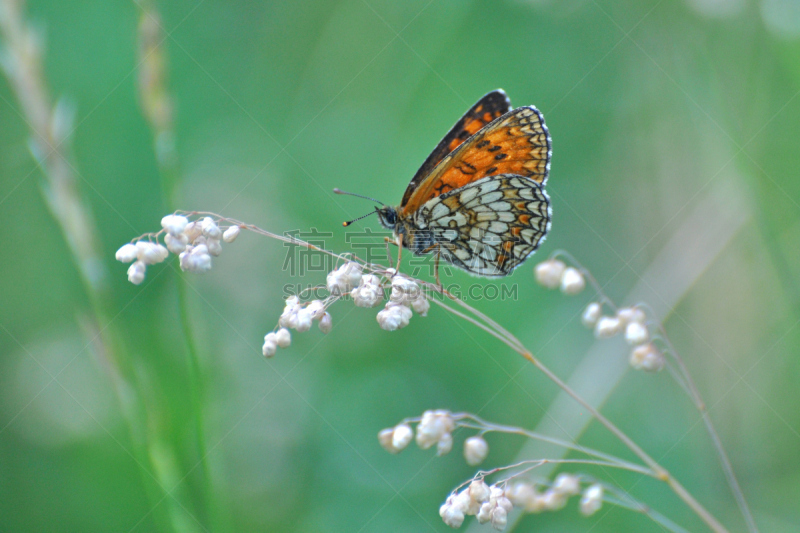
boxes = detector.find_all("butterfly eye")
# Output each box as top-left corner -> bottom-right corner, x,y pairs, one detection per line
375,206 -> 397,227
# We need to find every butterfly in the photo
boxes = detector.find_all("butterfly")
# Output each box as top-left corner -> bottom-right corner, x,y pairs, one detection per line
337,89 -> 551,278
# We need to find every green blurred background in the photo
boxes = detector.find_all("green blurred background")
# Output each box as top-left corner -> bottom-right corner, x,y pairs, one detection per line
2,0 -> 799,531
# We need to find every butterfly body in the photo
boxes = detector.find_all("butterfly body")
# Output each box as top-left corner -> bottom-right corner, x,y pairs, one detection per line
376,206 -> 431,256
374,90 -> 552,277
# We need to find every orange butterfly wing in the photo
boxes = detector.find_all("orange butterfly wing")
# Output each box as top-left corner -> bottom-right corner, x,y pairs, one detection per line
400,105 -> 551,216
401,90 -> 511,207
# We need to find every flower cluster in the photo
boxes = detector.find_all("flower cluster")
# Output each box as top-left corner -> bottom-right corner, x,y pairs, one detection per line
279,296 -> 332,333
440,479 -> 511,530
534,257 -> 665,373
116,240 -> 168,284
438,474 -> 604,530
118,216 -> 434,356
261,296 -> 334,357
534,258 -> 586,294
116,213 -> 240,284
262,327 -> 291,358
505,474 -> 604,518
376,274 -> 430,330
415,409 -> 456,455
351,273 -> 383,308
327,261 -> 363,296
263,261 -> 431,357
379,410 -> 454,456
580,302 -> 664,372
379,409 -> 609,530
378,410 -> 490,465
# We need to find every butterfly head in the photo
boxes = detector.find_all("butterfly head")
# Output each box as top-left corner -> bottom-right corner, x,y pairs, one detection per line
376,205 -> 398,230
334,187 -> 399,230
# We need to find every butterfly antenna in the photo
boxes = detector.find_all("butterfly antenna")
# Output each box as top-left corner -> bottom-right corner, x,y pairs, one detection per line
333,188 -> 385,206
342,210 -> 378,227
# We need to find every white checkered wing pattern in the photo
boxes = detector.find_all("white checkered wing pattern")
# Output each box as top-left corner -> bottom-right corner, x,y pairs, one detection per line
414,175 -> 551,277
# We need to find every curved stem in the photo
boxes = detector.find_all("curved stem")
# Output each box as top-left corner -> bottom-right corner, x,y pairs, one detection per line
658,326 -> 757,533
430,296 -> 730,533
601,483 -> 691,533
457,458 -> 651,489
454,418 -> 653,477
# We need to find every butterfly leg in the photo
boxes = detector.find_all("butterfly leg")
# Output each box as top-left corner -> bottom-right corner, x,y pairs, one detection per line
383,237 -> 394,270
383,236 -> 403,276
434,247 -> 442,289
394,235 -> 403,277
